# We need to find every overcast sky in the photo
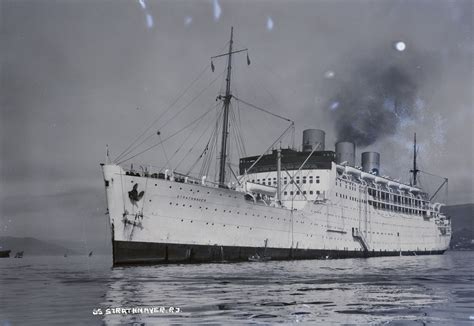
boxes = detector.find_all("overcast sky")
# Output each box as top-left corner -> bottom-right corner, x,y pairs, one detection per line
1,0 -> 472,246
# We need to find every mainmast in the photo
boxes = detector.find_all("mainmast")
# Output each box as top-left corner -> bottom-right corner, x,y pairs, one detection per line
410,133 -> 419,186
218,27 -> 234,186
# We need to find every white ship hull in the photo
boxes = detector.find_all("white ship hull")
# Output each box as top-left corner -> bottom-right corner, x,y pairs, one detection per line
102,164 -> 450,265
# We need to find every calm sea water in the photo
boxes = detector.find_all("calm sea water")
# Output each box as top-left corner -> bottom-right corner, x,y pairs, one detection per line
1,251 -> 473,325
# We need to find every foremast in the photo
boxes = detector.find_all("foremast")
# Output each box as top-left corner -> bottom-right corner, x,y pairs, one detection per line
218,27 -> 234,186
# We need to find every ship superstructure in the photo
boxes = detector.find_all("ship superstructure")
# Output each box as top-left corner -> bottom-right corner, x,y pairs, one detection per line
101,28 -> 451,265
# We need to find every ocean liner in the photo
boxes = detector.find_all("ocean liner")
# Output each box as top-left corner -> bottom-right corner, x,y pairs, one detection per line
101,28 -> 451,265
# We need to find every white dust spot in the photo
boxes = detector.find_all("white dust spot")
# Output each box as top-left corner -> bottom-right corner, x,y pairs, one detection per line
324,70 -> 335,79
146,14 -> 154,28
330,101 -> 339,110
213,0 -> 222,21
137,0 -> 154,30
394,41 -> 406,52
184,16 -> 193,26
267,16 -> 274,31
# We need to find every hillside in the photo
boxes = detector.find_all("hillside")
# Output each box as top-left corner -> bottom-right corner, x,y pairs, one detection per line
442,204 -> 474,250
442,204 -> 474,231
0,236 -> 76,256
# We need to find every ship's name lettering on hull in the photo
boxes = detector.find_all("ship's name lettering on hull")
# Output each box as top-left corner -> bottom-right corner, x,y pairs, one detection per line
177,195 -> 206,202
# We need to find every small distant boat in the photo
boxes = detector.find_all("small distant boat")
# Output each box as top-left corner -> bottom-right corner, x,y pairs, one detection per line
248,253 -> 271,262
0,250 -> 11,258
14,251 -> 24,258
249,239 -> 271,262
88,251 -> 93,257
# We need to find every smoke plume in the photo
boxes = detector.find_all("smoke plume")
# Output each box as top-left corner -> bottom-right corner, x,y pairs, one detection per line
327,52 -> 428,147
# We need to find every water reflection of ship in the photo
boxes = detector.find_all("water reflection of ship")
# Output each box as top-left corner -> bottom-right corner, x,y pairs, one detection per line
102,268 -> 151,325
101,255 -> 454,325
